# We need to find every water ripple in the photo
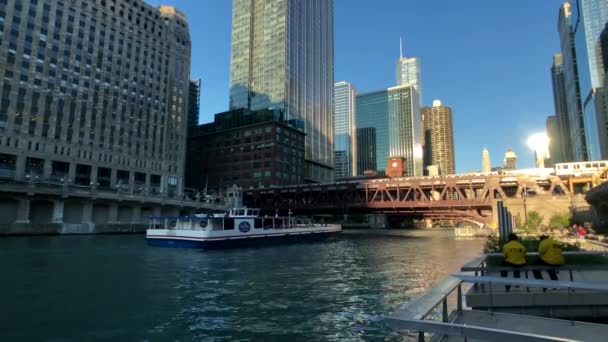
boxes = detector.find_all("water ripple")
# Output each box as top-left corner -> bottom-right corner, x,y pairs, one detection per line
0,230 -> 484,341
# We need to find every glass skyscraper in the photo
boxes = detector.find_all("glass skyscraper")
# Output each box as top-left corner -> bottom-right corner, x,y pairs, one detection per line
333,81 -> 357,178
551,53 -> 573,162
228,0 -> 334,182
558,2 -> 589,160
558,0 -> 608,160
396,56 -> 422,105
355,85 -> 422,177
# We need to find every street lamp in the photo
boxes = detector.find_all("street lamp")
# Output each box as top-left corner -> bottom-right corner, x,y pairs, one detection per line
527,132 -> 550,169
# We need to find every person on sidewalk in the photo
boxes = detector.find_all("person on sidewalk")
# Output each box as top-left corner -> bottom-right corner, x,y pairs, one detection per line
533,234 -> 564,281
501,233 -> 527,292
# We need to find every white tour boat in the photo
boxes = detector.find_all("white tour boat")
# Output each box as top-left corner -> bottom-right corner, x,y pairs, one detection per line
146,208 -> 342,249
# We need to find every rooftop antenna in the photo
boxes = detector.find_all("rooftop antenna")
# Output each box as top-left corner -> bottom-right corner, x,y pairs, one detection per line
399,36 -> 403,59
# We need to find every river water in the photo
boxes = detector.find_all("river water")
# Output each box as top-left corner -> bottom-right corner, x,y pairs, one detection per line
0,230 -> 484,341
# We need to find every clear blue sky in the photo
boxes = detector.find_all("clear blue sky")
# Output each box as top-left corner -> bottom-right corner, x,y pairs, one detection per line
147,0 -> 565,173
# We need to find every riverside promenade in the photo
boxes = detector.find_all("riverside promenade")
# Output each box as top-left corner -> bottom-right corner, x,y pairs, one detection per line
387,249 -> 608,342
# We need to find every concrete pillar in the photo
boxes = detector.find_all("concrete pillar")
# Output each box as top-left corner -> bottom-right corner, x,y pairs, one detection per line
144,173 -> 151,195
132,206 -> 141,224
110,168 -> 117,189
43,159 -> 52,180
16,198 -> 31,223
160,175 -> 167,196
90,165 -> 98,188
177,176 -> 184,195
68,162 -> 76,185
52,200 -> 64,223
128,171 -> 135,194
82,201 -> 93,224
15,155 -> 26,180
108,203 -> 118,223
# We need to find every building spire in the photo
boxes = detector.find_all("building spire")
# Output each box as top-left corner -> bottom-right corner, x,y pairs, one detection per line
399,36 -> 403,59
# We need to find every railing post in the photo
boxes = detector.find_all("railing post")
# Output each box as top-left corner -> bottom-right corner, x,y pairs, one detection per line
488,281 -> 494,315
568,286 -> 574,326
418,331 -> 425,342
457,283 -> 463,313
442,297 -> 448,322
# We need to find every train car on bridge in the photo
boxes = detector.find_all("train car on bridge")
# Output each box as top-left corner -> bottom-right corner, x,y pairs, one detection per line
555,161 -> 608,177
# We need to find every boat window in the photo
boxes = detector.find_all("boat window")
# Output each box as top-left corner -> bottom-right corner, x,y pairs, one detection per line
601,163 -> 606,168
246,209 -> 252,216
254,218 -> 263,228
169,220 -> 177,228
238,209 -> 245,216
592,163 -> 598,168
253,209 -> 259,216
224,219 -> 234,230
585,163 -> 591,168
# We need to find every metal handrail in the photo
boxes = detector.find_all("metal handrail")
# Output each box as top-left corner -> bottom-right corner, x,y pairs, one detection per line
452,273 -> 608,292
385,318 -> 577,342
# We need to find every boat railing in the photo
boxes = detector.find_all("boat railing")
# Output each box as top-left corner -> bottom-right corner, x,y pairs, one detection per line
387,269 -> 608,342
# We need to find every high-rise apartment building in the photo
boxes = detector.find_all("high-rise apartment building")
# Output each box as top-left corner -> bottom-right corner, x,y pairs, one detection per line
0,0 -> 191,195
482,148 -> 491,173
421,100 -> 455,175
396,46 -> 422,105
228,0 -> 334,182
355,85 -> 422,177
188,79 -> 201,128
396,48 -> 422,137
551,53 -> 573,162
333,81 -> 357,178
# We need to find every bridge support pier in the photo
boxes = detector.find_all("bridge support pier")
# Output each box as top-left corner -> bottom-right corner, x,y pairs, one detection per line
367,214 -> 387,229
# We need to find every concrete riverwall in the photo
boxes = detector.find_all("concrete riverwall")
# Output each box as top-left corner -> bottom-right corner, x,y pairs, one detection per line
0,223 -> 147,235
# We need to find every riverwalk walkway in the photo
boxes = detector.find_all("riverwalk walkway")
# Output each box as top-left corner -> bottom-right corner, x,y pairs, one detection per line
387,251 -> 608,341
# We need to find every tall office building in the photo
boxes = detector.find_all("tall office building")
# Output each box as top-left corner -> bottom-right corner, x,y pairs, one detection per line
188,79 -> 201,128
600,23 -> 608,156
421,100 -> 455,175
558,2 -> 588,161
558,0 -> 608,160
551,53 -> 573,162
356,127 -> 377,175
228,0 -> 334,182
334,81 -> 357,178
355,85 -> 422,177
0,1 -> 191,195
546,116 -> 561,167
482,148 -> 491,173
573,0 -> 608,160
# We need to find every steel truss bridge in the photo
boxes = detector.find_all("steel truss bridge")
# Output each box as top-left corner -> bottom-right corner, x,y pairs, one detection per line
244,173 -> 571,224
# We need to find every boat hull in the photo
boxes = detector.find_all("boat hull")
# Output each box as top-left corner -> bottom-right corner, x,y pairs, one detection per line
146,230 -> 341,249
